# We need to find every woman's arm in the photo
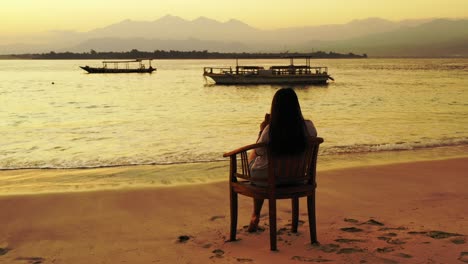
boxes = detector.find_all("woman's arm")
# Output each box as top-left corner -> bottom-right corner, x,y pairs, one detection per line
305,119 -> 318,137
248,148 -> 257,163
256,113 -> 270,141
249,117 -> 270,163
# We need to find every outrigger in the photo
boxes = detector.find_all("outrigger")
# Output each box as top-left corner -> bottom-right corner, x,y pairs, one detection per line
203,57 -> 334,85
80,59 -> 156,73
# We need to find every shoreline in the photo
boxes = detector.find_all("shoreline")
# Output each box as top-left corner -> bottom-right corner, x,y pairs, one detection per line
0,145 -> 467,196
0,157 -> 466,263
2,56 -> 468,60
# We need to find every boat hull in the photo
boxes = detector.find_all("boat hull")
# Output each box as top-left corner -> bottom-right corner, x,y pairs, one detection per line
204,73 -> 330,85
80,66 -> 156,74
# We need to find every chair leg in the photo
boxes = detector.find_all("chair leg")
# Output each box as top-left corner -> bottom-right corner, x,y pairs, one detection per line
230,188 -> 238,241
269,198 -> 277,251
307,194 -> 317,244
292,197 -> 299,233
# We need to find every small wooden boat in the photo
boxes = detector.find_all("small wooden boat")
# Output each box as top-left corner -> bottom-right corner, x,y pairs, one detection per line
80,59 -> 156,73
203,57 -> 333,85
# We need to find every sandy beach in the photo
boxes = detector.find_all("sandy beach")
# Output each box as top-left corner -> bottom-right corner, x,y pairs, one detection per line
0,157 -> 467,264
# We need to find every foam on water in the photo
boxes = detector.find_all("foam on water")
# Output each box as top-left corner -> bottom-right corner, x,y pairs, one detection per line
0,58 -> 467,171
1,137 -> 467,170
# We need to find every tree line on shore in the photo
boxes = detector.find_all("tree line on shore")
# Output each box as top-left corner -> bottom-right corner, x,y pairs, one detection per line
1,49 -> 367,59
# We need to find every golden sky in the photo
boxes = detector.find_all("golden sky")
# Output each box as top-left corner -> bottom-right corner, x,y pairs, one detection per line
2,0 -> 468,35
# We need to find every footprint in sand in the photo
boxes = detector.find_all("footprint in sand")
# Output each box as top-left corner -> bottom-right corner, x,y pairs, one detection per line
376,247 -> 395,253
336,247 -> 365,254
15,257 -> 45,264
236,257 -> 254,262
340,227 -> 364,233
451,238 -> 466,244
407,230 -> 465,243
335,238 -> 366,243
377,236 -> 406,245
386,239 -> 406,245
177,235 -> 191,243
343,218 -> 385,226
210,249 -> 225,259
209,215 -> 226,221
291,256 -> 333,262
425,230 -> 463,239
312,243 -> 340,253
408,231 -> 427,235
378,227 -> 407,231
344,218 -> 359,224
395,253 -> 413,259
0,248 -> 10,256
361,219 -> 385,226
459,252 -> 468,263
202,243 -> 212,248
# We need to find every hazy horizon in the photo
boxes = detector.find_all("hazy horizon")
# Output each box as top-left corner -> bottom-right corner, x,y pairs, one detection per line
3,1 -> 468,57
2,0 -> 468,40
0,15 -> 453,45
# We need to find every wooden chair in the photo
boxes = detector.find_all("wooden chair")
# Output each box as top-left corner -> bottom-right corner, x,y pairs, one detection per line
223,137 -> 324,251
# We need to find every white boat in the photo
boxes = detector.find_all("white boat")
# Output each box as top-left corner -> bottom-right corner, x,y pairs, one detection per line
203,57 -> 333,85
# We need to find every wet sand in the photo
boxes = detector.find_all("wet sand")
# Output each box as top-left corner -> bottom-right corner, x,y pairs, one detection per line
0,157 -> 467,263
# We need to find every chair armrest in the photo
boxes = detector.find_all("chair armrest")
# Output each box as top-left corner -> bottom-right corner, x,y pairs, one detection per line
224,142 -> 266,182
223,142 -> 266,157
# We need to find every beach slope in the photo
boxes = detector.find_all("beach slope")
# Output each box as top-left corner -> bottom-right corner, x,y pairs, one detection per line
0,158 -> 467,263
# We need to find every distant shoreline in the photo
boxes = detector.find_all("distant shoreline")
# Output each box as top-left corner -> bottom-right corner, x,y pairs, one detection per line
0,50 -> 367,60
2,54 -> 467,60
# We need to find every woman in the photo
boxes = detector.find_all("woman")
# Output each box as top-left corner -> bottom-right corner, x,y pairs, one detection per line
248,88 -> 317,232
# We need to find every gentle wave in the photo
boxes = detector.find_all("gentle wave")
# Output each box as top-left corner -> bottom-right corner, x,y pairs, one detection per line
360,63 -> 468,71
1,139 -> 467,170
1,59 -> 467,172
0,159 -> 225,171
323,138 -> 468,155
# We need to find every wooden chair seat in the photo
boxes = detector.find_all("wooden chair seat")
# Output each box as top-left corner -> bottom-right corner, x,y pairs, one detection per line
223,137 -> 324,251
231,181 -> 317,199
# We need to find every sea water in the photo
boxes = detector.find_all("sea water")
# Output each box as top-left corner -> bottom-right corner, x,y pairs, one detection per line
0,58 -> 467,193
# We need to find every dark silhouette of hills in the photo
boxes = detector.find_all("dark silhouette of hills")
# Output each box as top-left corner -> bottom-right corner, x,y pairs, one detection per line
71,37 -> 249,53
0,16 -> 467,57
305,19 -> 468,57
1,49 -> 367,60
86,15 -> 258,41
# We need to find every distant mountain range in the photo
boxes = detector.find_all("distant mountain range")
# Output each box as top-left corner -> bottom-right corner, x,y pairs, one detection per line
1,15 -> 467,57
306,19 -> 468,57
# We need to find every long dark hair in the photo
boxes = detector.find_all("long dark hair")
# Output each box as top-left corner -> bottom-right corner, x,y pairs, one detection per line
268,88 -> 306,156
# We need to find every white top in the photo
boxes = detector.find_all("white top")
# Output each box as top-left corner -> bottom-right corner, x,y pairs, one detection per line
251,120 -> 317,170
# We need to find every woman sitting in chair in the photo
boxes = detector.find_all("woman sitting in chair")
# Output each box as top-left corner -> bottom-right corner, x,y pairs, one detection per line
248,87 -> 317,232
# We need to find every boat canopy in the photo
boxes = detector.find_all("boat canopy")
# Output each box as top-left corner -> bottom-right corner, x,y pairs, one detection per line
102,59 -> 153,68
102,59 -> 152,63
270,65 -> 310,69
236,66 -> 264,70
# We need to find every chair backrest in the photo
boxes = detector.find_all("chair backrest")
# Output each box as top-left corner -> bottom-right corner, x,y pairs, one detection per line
255,137 -> 323,186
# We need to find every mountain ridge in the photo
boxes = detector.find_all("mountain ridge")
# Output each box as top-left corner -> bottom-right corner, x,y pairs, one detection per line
1,16 -> 467,57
